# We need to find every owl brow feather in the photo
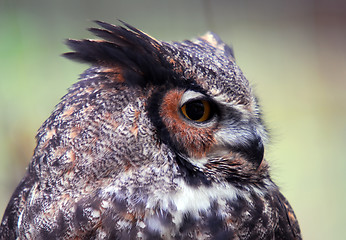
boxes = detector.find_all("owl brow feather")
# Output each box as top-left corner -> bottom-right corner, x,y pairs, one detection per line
63,21 -> 180,88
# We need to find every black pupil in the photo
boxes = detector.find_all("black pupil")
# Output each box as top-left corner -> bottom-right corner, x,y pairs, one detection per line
185,101 -> 205,120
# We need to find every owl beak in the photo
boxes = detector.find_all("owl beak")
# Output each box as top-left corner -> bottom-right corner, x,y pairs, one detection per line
239,137 -> 264,169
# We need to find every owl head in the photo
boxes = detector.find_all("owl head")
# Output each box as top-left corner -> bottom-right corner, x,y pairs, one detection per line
60,21 -> 269,187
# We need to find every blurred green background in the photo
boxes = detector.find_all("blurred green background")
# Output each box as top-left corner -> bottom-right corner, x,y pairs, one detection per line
1,0 -> 345,239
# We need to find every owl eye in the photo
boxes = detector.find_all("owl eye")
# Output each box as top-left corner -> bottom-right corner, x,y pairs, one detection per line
180,99 -> 212,122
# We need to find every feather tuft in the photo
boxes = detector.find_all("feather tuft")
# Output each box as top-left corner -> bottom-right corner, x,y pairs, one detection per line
63,21 -> 178,88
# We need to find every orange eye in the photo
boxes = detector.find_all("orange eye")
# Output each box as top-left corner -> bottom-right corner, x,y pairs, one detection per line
180,100 -> 212,122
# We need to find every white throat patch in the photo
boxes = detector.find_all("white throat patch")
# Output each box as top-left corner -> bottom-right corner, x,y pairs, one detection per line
145,178 -> 242,231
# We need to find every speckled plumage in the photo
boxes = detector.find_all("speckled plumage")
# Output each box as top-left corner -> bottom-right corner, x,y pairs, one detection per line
0,21 -> 301,240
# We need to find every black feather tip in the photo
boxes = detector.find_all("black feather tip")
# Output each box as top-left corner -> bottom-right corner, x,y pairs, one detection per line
63,20 -> 179,88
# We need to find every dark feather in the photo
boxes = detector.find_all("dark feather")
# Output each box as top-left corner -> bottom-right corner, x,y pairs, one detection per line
63,21 -> 180,88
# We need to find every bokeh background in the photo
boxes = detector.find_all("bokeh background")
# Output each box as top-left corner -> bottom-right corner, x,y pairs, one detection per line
1,0 -> 345,239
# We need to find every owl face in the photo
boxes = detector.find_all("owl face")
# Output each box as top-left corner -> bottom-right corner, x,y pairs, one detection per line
0,21 -> 301,239
148,32 -> 268,186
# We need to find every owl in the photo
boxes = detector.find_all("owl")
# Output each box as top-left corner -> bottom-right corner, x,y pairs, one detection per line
0,21 -> 301,240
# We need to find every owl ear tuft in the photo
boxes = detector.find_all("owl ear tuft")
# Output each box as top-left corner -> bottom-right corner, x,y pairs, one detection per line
199,32 -> 235,60
63,21 -> 175,88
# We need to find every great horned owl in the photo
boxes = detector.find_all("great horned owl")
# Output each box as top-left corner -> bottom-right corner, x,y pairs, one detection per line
0,21 -> 301,239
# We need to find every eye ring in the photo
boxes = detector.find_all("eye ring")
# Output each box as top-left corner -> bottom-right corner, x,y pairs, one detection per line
180,99 -> 213,122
